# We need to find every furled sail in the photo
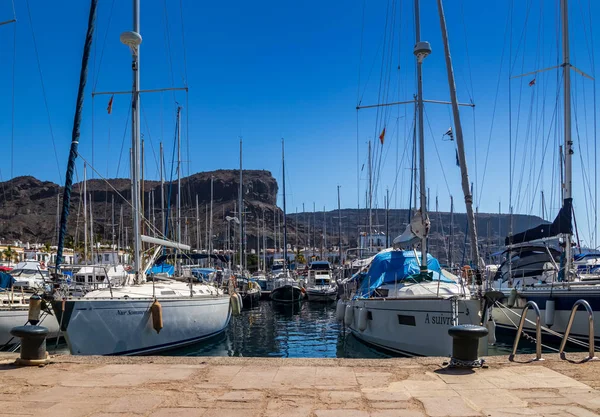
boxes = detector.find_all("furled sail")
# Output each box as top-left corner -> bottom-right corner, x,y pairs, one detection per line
505,198 -> 572,245
393,210 -> 430,249
56,0 -> 98,270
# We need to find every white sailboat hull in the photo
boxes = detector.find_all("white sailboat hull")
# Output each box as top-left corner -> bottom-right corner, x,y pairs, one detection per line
491,286 -> 600,344
348,297 -> 482,357
0,308 -> 60,346
53,296 -> 231,355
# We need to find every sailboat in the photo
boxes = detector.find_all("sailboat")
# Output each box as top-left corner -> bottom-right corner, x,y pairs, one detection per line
345,0 -> 484,357
49,0 -> 231,356
270,139 -> 304,303
491,0 -> 600,346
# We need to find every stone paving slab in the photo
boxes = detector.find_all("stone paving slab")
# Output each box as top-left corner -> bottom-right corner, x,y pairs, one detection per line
1,353 -> 600,416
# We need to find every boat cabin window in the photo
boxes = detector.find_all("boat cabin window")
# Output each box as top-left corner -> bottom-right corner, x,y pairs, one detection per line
161,290 -> 176,295
315,278 -> 329,286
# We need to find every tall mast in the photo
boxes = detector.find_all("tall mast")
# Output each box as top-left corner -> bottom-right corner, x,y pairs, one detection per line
561,0 -> 573,275
263,209 -> 266,272
449,195 -> 454,267
150,191 -> 155,237
55,193 -> 60,246
176,106 -> 182,246
239,138 -> 243,271
195,194 -> 199,250
337,185 -> 342,267
412,101 -> 418,215
256,216 -> 260,271
414,0 -> 430,272
368,141 -> 372,254
83,163 -> 88,263
120,0 -> 142,279
89,193 -> 94,263
322,206 -> 326,259
111,194 -> 115,248
303,202 -> 307,255
141,139 -> 145,236
209,176 -> 214,262
282,139 -> 288,272
498,201 -> 501,248
160,142 -> 165,235
437,0 -> 480,271
313,202 -> 316,259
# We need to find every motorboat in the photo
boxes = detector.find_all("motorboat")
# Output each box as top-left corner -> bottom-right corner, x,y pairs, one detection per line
0,271 -> 59,348
69,264 -> 129,296
9,260 -> 50,290
305,261 -> 337,302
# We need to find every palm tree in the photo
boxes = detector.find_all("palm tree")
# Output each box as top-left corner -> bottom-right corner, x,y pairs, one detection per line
2,246 -> 16,267
295,248 -> 306,266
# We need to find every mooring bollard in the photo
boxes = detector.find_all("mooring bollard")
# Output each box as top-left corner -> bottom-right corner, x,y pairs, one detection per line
447,324 -> 488,368
10,326 -> 50,366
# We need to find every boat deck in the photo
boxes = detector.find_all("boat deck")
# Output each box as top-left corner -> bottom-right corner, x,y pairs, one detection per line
1,352 -> 599,416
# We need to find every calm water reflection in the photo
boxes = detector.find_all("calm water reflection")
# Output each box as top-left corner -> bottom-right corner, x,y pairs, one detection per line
168,300 -> 542,358
169,300 -> 389,358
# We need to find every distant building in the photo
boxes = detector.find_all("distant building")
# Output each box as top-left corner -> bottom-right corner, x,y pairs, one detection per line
74,247 -> 131,265
0,243 -> 75,266
359,232 -> 387,252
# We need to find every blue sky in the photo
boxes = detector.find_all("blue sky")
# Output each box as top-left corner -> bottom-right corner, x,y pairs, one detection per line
1,0 -> 599,245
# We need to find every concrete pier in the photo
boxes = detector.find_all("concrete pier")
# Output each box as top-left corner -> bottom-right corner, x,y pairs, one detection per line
1,353 -> 599,417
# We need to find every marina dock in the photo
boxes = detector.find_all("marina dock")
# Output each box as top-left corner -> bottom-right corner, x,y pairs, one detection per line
1,352 -> 599,417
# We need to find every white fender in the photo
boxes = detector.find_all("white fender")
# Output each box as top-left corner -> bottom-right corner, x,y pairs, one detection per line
335,299 -> 345,322
344,304 -> 354,326
230,293 -> 242,316
507,288 -> 518,307
545,299 -> 555,327
358,307 -> 368,331
486,318 -> 496,345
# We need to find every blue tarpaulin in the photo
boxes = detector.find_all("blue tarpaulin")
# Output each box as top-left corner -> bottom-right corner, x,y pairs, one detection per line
0,272 -> 15,289
149,263 -> 175,276
192,268 -> 215,281
356,250 -> 452,298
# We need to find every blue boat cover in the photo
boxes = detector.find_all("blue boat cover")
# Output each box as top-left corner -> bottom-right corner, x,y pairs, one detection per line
149,263 -> 175,276
192,268 -> 215,280
0,272 -> 15,289
356,250 -> 452,298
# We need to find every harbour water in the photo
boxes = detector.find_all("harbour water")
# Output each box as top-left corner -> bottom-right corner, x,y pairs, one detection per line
166,300 -> 519,358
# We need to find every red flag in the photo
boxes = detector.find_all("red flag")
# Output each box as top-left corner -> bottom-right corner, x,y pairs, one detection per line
529,79 -> 536,87
107,95 -> 114,114
379,127 -> 386,145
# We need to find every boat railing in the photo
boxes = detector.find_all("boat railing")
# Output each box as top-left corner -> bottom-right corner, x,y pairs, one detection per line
509,300 -> 543,362
558,299 -> 598,363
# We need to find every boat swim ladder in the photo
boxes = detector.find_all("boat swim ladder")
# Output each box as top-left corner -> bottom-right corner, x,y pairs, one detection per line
558,299 -> 598,363
509,301 -> 543,362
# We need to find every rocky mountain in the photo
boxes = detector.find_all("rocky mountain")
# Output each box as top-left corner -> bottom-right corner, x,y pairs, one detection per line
0,171 -> 547,263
